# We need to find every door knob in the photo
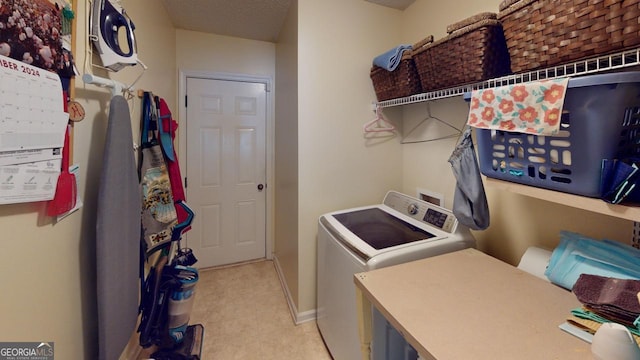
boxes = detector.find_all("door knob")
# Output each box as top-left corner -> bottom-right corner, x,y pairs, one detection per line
257,184 -> 264,191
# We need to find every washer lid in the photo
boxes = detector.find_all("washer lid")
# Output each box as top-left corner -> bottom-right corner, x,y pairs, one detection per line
333,207 -> 436,250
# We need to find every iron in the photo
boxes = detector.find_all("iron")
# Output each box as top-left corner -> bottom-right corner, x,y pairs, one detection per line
91,0 -> 138,71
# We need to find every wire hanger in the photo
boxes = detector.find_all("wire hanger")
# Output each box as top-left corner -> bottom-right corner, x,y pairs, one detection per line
363,105 -> 395,133
401,102 -> 462,144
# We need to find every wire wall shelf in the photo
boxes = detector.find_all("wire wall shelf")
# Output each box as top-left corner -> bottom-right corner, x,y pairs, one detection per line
376,47 -> 640,108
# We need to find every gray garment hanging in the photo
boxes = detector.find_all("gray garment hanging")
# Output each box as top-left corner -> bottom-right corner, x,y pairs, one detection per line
96,95 -> 141,360
448,128 -> 490,230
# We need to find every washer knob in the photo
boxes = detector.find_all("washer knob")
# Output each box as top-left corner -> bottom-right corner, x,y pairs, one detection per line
407,203 -> 419,215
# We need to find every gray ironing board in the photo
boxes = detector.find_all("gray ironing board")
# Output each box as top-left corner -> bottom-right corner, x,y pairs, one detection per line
96,95 -> 140,360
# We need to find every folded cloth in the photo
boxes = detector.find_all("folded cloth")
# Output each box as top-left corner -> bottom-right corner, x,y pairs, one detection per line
544,231 -> 640,290
373,44 -> 412,71
571,307 -> 640,337
601,158 -> 640,204
573,274 -> 640,328
568,312 -> 640,346
467,78 -> 569,135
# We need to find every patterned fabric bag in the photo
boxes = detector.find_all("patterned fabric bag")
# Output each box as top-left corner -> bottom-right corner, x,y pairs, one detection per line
140,92 -> 178,255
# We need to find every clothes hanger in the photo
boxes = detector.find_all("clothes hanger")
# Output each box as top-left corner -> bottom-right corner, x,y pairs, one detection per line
401,102 -> 463,144
363,105 -> 395,133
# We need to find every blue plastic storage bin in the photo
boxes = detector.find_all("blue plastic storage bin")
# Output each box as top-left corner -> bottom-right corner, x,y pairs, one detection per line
476,72 -> 640,197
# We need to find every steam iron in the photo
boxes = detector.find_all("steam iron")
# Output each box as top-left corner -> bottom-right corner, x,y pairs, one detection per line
91,0 -> 138,71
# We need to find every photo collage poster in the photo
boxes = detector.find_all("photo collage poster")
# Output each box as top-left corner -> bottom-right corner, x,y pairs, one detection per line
0,0 -> 76,94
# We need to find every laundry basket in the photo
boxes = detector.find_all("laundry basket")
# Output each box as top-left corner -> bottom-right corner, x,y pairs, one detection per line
476,72 -> 640,197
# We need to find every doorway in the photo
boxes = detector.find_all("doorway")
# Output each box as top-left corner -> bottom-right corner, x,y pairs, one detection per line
179,72 -> 273,268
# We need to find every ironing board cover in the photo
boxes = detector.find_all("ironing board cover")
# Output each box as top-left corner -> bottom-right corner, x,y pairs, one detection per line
96,95 -> 140,360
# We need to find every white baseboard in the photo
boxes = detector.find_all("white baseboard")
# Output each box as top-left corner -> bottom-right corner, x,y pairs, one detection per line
272,255 -> 317,325
295,308 -> 317,324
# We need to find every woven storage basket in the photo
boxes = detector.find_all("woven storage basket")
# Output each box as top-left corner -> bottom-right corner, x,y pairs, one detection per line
498,0 -> 640,73
370,49 -> 424,101
413,14 -> 511,92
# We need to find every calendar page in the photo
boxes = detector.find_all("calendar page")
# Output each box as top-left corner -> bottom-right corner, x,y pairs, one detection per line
0,54 -> 68,154
0,54 -> 68,204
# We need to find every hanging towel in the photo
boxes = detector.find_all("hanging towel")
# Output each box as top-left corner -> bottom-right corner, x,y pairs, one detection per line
96,95 -> 141,360
158,97 -> 185,202
372,44 -> 412,71
158,97 -> 192,234
466,78 -> 569,135
448,127 -> 490,230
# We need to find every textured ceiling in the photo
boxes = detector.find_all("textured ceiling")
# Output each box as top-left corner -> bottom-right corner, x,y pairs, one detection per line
160,0 -> 292,42
160,0 -> 416,42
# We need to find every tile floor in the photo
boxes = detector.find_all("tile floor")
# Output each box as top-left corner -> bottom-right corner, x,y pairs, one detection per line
190,260 -> 333,359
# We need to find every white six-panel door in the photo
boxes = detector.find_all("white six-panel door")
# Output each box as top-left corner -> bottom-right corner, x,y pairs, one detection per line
185,77 -> 267,267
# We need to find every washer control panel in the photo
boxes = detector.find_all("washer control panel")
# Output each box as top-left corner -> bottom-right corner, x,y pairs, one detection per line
383,191 -> 457,233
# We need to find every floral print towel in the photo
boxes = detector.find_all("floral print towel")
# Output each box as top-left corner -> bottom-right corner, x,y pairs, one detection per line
467,78 -> 569,135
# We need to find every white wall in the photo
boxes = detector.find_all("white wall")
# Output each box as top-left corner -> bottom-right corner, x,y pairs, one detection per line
274,0 -> 300,309
399,0 -> 502,215
175,30 -> 276,77
296,0 -> 404,313
0,1 -> 177,358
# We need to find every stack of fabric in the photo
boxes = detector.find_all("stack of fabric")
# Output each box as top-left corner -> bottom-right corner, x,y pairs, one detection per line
545,231 -> 640,345
568,274 -> 640,346
544,231 -> 640,290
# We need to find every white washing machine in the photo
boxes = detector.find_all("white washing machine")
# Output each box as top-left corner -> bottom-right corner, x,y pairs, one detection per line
316,191 -> 475,360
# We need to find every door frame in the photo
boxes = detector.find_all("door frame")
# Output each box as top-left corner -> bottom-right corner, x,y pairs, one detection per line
178,70 -> 274,261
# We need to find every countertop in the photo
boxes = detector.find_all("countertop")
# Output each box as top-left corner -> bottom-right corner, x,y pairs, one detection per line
354,248 -> 592,360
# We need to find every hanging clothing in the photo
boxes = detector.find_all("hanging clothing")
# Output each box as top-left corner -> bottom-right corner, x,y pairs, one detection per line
139,92 -> 178,255
448,128 -> 490,230
157,97 -> 191,233
96,95 -> 141,360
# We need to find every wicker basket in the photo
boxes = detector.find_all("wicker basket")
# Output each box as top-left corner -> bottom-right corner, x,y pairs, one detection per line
498,0 -> 640,73
413,14 -> 511,92
370,49 -> 424,101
